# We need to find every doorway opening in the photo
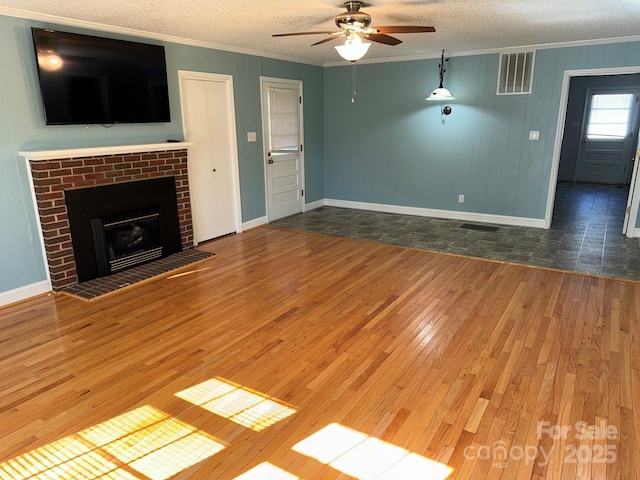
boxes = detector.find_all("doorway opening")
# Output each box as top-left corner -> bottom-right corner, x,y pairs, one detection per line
548,69 -> 640,240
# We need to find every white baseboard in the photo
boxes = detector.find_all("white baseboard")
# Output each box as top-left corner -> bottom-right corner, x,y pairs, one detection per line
633,228 -> 640,238
324,199 -> 547,228
304,199 -> 326,211
0,280 -> 51,308
242,203 -> 323,228
244,199 -> 545,230
243,216 -> 268,230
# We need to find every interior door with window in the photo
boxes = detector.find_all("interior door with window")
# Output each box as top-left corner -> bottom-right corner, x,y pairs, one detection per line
575,89 -> 640,184
261,78 -> 304,221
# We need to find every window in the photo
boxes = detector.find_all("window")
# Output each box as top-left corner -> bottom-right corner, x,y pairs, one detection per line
586,93 -> 635,140
267,87 -> 300,153
497,51 -> 535,95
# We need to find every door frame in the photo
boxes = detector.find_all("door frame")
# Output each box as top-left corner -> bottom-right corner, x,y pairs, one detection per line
623,141 -> 640,234
259,76 -> 306,222
178,70 -> 243,244
546,66 -> 640,236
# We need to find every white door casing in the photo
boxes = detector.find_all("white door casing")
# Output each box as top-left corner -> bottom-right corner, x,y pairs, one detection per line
179,71 -> 242,244
623,140 -> 640,236
260,77 -> 305,221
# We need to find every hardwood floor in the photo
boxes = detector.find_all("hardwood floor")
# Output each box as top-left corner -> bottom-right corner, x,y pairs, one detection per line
1,226 -> 639,479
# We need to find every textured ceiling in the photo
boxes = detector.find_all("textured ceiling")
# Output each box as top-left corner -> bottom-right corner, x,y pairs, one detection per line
1,0 -> 640,65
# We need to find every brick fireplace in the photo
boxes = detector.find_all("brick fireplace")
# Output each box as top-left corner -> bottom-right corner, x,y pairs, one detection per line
21,143 -> 194,291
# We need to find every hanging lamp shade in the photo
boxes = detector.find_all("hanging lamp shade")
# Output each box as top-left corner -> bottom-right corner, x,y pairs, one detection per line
426,87 -> 455,101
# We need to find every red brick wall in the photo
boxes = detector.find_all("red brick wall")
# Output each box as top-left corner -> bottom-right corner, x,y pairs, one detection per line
29,149 -> 193,290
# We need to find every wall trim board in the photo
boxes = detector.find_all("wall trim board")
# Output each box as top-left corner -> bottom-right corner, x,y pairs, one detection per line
243,216 -> 268,231
304,199 -> 325,211
241,199 -> 323,231
633,229 -> 640,239
324,199 -> 546,228
0,281 -> 51,308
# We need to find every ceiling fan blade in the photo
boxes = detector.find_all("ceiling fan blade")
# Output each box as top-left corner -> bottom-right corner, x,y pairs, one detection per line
366,33 -> 402,46
311,34 -> 344,46
373,26 -> 436,34
272,31 -> 334,37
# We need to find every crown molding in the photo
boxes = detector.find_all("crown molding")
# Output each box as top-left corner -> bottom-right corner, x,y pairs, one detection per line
0,7 -> 323,67
324,34 -> 640,67
2,6 -> 639,69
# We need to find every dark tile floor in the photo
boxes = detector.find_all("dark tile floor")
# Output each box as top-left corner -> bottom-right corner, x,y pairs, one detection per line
270,182 -> 640,281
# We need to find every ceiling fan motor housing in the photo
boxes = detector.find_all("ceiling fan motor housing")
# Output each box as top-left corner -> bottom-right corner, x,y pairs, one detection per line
336,1 -> 372,29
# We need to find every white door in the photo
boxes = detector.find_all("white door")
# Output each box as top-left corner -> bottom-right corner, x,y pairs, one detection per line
260,77 -> 304,221
575,89 -> 640,184
180,72 -> 242,244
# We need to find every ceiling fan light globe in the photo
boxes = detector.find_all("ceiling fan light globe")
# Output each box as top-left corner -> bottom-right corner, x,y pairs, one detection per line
426,87 -> 455,101
335,40 -> 370,61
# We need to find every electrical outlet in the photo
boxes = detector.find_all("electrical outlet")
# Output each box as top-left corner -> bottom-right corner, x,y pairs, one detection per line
529,131 -> 540,140
247,131 -> 257,142
458,194 -> 465,203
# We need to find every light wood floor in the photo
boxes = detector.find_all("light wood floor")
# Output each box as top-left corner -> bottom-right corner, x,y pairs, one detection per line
1,227 -> 639,479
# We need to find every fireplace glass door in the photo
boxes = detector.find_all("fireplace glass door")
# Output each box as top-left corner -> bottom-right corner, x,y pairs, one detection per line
92,211 -> 163,276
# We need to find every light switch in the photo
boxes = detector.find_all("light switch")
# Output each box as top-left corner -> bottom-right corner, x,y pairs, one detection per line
247,131 -> 257,142
529,131 -> 540,141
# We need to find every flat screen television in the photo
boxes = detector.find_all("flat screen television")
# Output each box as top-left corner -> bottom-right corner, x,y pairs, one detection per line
31,27 -> 171,125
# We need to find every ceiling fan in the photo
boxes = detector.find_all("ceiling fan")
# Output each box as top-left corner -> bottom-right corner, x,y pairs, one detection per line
272,1 -> 436,52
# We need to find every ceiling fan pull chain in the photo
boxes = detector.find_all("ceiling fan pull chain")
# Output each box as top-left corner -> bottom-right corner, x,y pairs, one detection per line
352,60 -> 357,103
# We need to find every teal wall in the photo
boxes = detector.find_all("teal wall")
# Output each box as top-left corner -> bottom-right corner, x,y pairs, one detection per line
0,14 -> 324,293
324,42 -> 640,220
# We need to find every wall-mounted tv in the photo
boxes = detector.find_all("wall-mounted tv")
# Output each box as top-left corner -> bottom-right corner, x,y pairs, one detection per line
31,27 -> 171,125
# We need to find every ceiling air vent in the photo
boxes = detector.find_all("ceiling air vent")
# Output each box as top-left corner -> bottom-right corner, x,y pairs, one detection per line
497,51 -> 535,95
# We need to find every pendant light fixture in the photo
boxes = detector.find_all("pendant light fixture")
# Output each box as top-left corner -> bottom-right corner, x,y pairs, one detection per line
426,49 -> 454,115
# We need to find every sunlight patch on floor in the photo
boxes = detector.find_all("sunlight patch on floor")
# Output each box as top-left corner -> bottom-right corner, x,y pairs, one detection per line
0,405 -> 225,480
0,437 -> 137,480
176,377 -> 297,432
234,462 -> 300,479
292,423 -> 453,480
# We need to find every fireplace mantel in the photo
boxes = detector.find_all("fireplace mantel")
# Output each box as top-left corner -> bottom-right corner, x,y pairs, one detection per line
19,142 -> 193,161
